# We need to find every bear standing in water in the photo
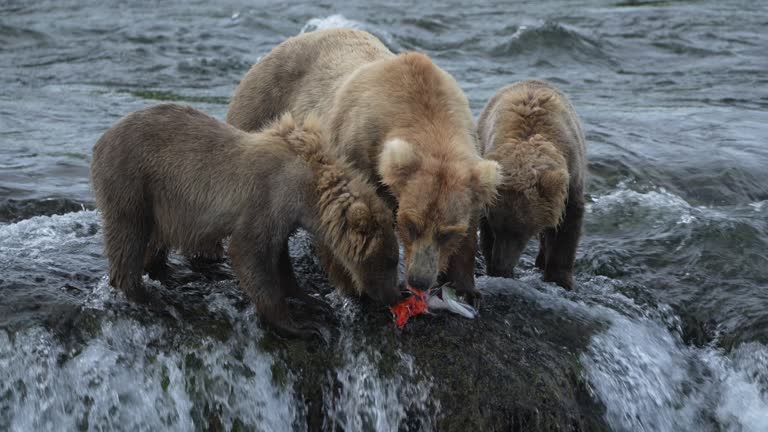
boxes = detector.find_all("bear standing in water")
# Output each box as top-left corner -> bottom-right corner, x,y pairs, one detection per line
477,80 -> 587,289
91,104 -> 401,338
227,29 -> 501,306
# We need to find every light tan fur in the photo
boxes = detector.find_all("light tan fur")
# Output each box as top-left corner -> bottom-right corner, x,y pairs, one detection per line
227,29 -> 501,299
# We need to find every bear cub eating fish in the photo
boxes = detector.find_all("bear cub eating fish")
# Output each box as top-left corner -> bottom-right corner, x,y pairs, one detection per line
91,104 -> 401,338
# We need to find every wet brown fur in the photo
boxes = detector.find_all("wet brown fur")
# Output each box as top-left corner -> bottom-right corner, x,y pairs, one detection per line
227,29 -> 501,301
91,104 -> 400,337
477,80 -> 587,289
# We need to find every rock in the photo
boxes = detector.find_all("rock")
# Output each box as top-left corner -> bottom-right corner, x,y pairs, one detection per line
0,198 -> 91,224
260,235 -> 611,432
41,230 -> 609,431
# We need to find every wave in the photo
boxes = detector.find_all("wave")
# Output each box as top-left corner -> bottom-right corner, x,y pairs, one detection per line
587,186 -> 711,229
489,21 -> 615,66
586,186 -> 768,246
300,14 -> 401,53
300,14 -> 364,33
583,186 -> 768,281
0,197 -> 90,224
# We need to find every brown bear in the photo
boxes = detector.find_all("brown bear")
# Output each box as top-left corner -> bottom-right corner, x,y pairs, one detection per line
226,28 -> 501,305
477,80 -> 587,290
90,104 -> 401,338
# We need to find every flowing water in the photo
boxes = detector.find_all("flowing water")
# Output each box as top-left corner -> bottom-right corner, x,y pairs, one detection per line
1,1 -> 767,430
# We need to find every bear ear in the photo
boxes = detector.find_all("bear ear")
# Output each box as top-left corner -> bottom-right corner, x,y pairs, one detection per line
472,159 -> 503,206
537,169 -> 569,203
537,169 -> 570,225
378,138 -> 420,189
347,201 -> 372,232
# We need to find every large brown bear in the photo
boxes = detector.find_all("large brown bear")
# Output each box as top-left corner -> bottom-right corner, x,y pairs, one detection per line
91,104 -> 401,338
477,80 -> 587,289
227,29 -> 501,304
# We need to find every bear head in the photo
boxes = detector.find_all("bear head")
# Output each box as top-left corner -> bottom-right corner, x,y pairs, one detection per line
379,137 -> 502,291
483,134 -> 569,277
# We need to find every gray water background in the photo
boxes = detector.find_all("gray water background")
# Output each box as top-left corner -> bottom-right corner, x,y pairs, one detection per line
1,1 -> 767,430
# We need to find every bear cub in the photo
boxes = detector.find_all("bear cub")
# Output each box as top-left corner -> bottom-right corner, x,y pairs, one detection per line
478,80 -> 587,289
91,104 -> 401,338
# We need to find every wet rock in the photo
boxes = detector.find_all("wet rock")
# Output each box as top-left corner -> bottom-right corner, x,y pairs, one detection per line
36,228 -> 609,431
0,197 -> 92,223
260,236 -> 611,432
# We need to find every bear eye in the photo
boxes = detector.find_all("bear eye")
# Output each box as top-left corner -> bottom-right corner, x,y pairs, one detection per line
436,231 -> 455,245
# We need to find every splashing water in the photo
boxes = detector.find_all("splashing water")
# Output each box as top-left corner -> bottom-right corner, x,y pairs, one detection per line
322,292 -> 438,431
300,14 -> 363,33
508,272 -> 768,432
582,301 -> 768,432
0,211 -> 441,431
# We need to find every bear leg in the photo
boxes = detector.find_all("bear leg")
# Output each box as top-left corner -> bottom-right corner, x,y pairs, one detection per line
535,232 -> 548,270
277,244 -> 334,320
143,231 -> 168,280
443,219 -> 482,308
188,238 -> 226,264
479,217 -> 494,272
229,231 -> 329,340
103,211 -> 151,303
542,198 -> 584,290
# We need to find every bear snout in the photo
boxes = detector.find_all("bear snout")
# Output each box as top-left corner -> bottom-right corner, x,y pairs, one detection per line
407,274 -> 432,292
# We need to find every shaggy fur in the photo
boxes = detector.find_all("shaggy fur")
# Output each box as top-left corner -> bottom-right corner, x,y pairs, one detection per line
227,29 -> 501,303
477,80 -> 587,289
91,104 -> 400,338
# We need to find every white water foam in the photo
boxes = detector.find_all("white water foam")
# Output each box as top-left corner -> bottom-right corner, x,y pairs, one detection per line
0,313 -> 300,431
506,273 -> 768,432
748,201 -> 766,212
299,14 -> 400,52
582,307 -> 768,432
5,209 -> 766,431
588,186 -> 703,225
300,14 -> 363,34
1,211 -> 296,431
1,211 -> 433,431
0,210 -> 102,262
588,185 -> 767,227
706,343 -> 768,431
322,292 -> 437,431
324,347 -> 435,431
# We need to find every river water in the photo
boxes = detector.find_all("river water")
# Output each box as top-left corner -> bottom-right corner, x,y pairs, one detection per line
1,1 -> 767,430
